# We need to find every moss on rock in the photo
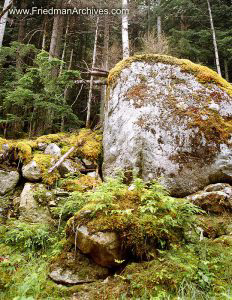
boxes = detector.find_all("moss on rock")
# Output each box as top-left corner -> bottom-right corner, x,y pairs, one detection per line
108,54 -> 232,98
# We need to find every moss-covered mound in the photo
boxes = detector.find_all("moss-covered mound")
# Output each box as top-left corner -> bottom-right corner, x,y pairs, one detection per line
66,178 -> 201,259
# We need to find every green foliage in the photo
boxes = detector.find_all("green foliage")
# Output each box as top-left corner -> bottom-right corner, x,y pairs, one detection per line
51,191 -> 87,222
66,175 -> 202,258
0,44 -> 81,136
3,221 -> 55,252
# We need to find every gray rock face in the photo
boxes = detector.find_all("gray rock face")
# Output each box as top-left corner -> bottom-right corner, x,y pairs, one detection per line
44,143 -> 61,157
22,160 -> 42,182
0,170 -> 19,195
72,226 -> 124,267
19,183 -> 52,223
187,183 -> 232,213
103,55 -> 232,196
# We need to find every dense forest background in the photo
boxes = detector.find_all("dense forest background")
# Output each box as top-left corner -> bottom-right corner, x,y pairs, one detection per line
0,0 -> 231,138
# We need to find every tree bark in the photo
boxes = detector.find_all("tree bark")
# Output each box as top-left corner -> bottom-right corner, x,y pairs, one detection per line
147,0 -> 151,34
100,16 -> 109,126
61,48 -> 73,131
86,16 -> 99,128
224,59 -> 229,82
60,16 -> 70,75
157,0 -> 161,41
16,0 -> 28,71
122,0 -> 130,59
206,0 -> 221,76
0,0 -> 11,47
49,0 -> 64,59
42,15 -> 48,50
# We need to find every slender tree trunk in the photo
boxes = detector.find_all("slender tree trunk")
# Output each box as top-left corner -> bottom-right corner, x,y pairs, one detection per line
18,0 -> 27,42
47,0 -> 64,132
147,0 -> 151,34
86,16 -> 99,128
157,0 -> 161,41
206,0 -> 221,76
16,0 -> 28,71
61,49 -> 73,131
60,16 -> 70,75
42,16 -> 47,50
224,59 -> 229,82
122,0 -> 129,59
100,16 -> 109,126
0,0 -> 11,47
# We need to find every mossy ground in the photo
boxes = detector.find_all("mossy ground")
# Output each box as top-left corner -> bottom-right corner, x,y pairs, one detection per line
0,129 -> 102,186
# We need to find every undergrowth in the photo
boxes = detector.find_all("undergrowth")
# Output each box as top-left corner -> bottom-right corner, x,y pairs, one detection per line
66,176 -> 202,259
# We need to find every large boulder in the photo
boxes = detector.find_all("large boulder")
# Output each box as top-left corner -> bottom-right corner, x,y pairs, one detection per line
19,183 -> 52,223
0,170 -> 19,195
22,160 -> 42,182
103,54 -> 232,196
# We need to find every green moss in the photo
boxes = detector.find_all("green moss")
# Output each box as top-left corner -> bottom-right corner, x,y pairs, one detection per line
33,153 -> 60,186
66,178 -> 202,259
36,133 -> 68,145
68,129 -> 102,161
60,174 -> 100,192
108,54 -> 232,98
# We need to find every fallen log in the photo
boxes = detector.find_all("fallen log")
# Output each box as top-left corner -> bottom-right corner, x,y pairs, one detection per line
48,146 -> 75,173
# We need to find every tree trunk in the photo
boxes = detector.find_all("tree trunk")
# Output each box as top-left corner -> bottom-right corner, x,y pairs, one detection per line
16,0 -> 28,71
147,0 -> 151,34
60,16 -> 70,75
100,16 -> 109,126
224,59 -> 229,82
18,0 -> 27,42
49,0 -> 64,59
157,0 -> 161,41
206,0 -> 221,76
61,48 -> 73,131
42,16 -> 48,50
86,16 -> 99,128
122,0 -> 130,59
0,0 -> 11,47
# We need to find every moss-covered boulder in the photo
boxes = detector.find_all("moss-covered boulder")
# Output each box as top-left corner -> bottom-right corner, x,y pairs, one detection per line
0,170 -> 19,195
103,54 -> 232,196
19,183 -> 53,223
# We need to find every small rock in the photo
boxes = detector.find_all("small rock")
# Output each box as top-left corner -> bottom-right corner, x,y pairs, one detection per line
49,268 -> 95,285
49,200 -> 57,207
58,159 -> 80,177
22,160 -> 42,182
87,172 -> 97,179
2,144 -> 9,151
49,251 -> 109,286
204,183 -> 232,193
82,159 -> 96,169
38,142 -> 47,151
0,170 -> 20,195
187,183 -> 232,213
45,143 -> 61,157
54,189 -> 70,197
